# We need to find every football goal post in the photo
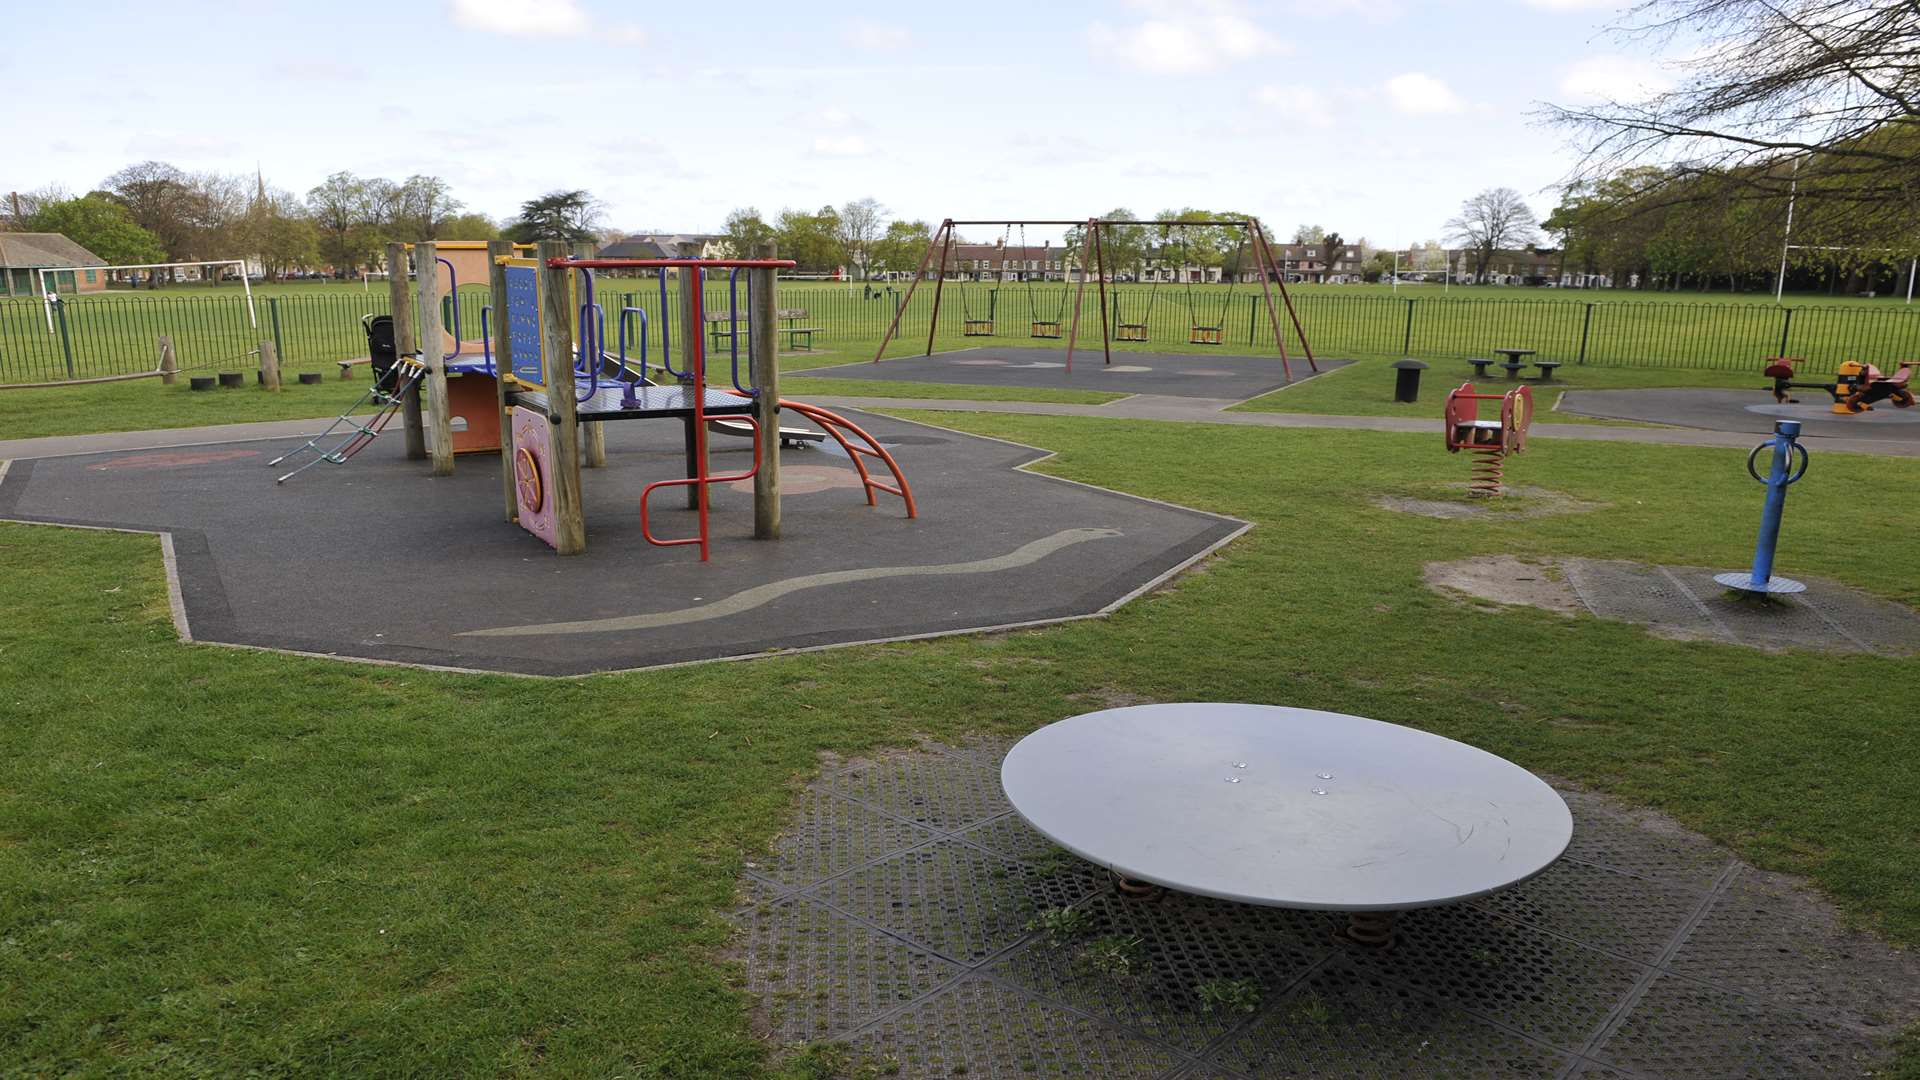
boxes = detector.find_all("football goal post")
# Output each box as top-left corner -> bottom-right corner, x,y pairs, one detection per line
38,259 -> 256,332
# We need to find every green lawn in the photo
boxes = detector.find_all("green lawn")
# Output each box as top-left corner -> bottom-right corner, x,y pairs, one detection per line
3,413 -> 1916,1076
1234,357 -> 1767,423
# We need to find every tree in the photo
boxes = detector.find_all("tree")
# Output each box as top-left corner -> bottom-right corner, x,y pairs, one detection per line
1445,188 -> 1540,282
774,206 -> 843,272
24,195 -> 166,265
836,197 -> 888,279
101,161 -> 198,270
306,171 -> 376,275
391,175 -> 463,239
1292,224 -> 1326,244
507,190 -> 601,244
721,206 -> 777,258
873,219 -> 934,276
438,212 -> 499,241
1547,0 -> 1920,231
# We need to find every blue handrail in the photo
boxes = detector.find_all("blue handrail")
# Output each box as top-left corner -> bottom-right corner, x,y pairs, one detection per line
574,269 -> 603,403
657,269 -> 686,381
618,306 -> 649,407
479,305 -> 493,375
726,267 -> 757,397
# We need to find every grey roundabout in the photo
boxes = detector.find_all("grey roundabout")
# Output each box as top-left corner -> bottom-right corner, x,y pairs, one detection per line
1001,703 -> 1573,944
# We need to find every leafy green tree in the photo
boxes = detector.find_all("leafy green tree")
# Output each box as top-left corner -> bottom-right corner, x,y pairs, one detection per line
24,195 -> 166,266
774,206 -> 843,272
507,190 -> 601,244
721,206 -> 777,258
438,212 -> 499,241
873,219 -> 933,276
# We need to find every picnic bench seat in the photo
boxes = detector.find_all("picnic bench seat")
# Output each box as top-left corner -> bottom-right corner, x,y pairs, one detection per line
338,356 -> 372,378
1468,358 -> 1496,378
705,308 -> 824,351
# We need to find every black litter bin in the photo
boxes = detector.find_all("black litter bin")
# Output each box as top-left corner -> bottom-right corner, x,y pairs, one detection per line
1390,359 -> 1429,403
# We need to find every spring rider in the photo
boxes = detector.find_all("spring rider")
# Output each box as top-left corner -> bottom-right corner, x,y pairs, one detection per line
1444,382 -> 1534,496
1766,356 -> 1917,413
1713,420 -> 1809,596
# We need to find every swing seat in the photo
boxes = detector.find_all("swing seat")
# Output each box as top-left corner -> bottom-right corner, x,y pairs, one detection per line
1030,321 -> 1062,339
1116,323 -> 1149,342
964,320 -> 995,336
1190,326 -> 1223,345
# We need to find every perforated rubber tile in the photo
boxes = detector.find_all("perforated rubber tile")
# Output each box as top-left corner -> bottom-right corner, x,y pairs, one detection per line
988,890 -> 1333,1053
1586,973 -> 1888,1078
729,895 -> 961,1044
1211,955 -> 1577,1079
740,743 -> 1916,1078
809,839 -> 1102,964
845,975 -> 1184,1079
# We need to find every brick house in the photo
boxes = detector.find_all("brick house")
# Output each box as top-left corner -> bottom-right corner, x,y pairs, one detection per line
0,232 -> 108,297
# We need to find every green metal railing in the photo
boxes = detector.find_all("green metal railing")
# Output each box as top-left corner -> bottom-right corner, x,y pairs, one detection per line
7,284 -> 1920,386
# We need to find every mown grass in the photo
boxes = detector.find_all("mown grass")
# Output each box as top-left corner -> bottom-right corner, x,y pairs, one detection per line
1233,357 -> 1768,422
2,413 -> 1917,1076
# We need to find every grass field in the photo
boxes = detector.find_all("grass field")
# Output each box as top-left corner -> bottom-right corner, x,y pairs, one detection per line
1233,357 -> 1766,422
3,413 -> 1917,1076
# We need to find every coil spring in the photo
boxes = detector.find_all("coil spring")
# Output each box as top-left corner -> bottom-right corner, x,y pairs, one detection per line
1468,446 -> 1506,496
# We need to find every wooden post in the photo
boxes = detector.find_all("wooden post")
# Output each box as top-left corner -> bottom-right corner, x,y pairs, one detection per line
258,339 -> 281,391
387,243 -> 426,460
749,245 -> 780,540
540,241 -> 587,554
678,265 -> 702,510
415,241 -> 455,476
487,240 -> 519,522
158,335 -> 177,385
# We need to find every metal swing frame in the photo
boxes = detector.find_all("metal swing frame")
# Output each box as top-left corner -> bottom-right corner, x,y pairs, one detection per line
872,217 -> 1316,379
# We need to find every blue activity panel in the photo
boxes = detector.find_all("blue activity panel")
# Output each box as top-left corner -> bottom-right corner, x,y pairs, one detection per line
504,265 -> 545,386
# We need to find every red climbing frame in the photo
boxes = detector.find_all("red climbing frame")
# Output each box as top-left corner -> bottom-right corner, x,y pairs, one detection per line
549,255 -> 917,561
779,400 -> 919,518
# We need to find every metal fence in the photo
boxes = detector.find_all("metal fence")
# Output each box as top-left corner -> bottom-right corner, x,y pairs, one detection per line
7,284 -> 1920,385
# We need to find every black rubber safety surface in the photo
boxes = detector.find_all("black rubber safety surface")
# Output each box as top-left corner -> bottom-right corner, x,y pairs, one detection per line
0,411 -> 1244,676
1559,388 -> 1920,443
805,348 -> 1348,401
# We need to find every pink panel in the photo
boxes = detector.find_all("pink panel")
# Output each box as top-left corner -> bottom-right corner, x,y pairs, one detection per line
511,407 -> 559,550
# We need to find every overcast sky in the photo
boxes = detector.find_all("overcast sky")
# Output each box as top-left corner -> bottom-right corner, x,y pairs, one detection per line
3,0 -> 1678,247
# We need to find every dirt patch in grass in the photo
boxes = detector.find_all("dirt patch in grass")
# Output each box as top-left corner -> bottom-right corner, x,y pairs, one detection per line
1424,555 -> 1584,615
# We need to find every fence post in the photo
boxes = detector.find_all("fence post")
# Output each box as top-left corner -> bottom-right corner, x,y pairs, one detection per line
258,340 -> 281,391
269,296 -> 285,368
158,335 -> 177,384
1778,307 -> 1794,357
54,300 -> 74,379
1248,294 -> 1257,346
1577,303 -> 1594,365
1402,298 -> 1415,356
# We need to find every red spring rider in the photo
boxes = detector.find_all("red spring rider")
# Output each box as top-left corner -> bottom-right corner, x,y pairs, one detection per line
1444,382 -> 1534,496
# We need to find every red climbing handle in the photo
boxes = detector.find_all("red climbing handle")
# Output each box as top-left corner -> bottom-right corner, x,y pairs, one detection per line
778,399 -> 918,518
639,414 -> 764,559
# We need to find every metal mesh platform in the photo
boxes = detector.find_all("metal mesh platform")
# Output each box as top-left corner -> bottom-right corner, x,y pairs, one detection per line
732,739 -> 1920,1078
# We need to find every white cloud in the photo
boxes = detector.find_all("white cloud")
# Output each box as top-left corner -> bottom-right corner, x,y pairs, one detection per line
1088,1 -> 1288,76
1255,84 -> 1335,128
449,0 -> 589,37
607,23 -> 647,46
811,135 -> 872,157
1384,72 -> 1464,114
1559,54 -> 1672,102
844,19 -> 912,50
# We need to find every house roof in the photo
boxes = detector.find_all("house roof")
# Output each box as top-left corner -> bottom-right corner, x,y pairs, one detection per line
0,232 -> 107,270
597,239 -> 673,260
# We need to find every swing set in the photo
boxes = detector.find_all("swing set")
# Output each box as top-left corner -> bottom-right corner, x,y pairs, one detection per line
873,217 -> 1315,380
